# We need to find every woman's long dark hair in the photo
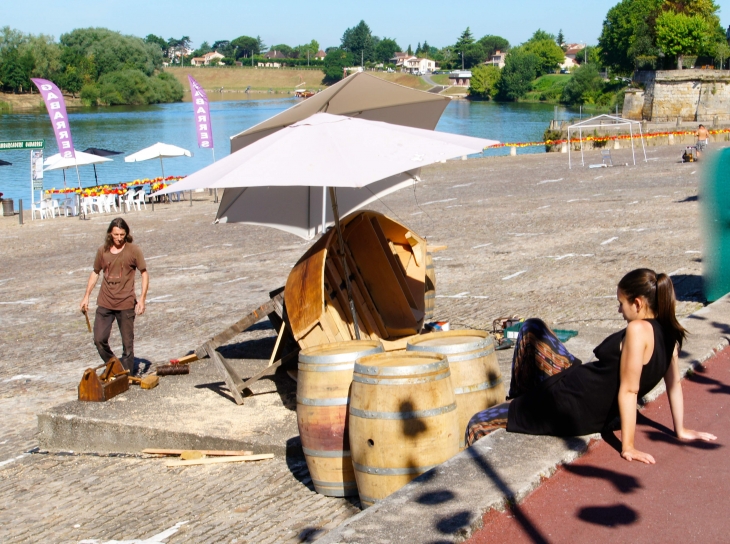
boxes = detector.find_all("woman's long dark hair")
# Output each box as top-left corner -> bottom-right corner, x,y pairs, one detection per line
104,217 -> 133,250
618,268 -> 687,349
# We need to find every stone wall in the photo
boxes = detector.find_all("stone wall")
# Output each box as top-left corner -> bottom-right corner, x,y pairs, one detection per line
623,70 -> 730,122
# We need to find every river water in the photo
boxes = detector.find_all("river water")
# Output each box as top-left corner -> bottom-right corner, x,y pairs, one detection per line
0,98 -> 575,205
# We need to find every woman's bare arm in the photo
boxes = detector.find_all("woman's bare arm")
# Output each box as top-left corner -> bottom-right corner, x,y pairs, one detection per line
665,347 -> 717,442
618,320 -> 655,464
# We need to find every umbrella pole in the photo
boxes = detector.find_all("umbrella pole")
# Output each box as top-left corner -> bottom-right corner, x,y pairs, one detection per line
93,164 -> 98,185
75,162 -> 85,220
328,187 -> 361,340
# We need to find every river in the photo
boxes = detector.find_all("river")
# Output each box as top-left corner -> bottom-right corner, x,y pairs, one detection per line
0,98 -> 576,206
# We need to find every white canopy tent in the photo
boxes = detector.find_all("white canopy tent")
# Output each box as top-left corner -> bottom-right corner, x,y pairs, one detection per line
567,114 -> 647,168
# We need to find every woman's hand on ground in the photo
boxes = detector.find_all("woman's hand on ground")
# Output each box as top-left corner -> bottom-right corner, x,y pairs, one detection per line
676,428 -> 717,442
621,447 -> 656,464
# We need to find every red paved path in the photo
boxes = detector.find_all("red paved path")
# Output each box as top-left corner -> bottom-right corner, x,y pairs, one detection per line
467,347 -> 729,544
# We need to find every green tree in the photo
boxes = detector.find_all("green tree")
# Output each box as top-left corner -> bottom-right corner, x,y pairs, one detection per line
523,38 -> 565,76
496,47 -> 538,101
0,47 -> 33,92
341,20 -> 375,63
295,40 -> 320,61
61,65 -> 83,97
529,29 -> 556,43
323,48 -> 353,83
407,44 -> 413,55
231,35 -> 260,58
20,34 -> 62,81
144,34 -> 168,56
714,41 -> 730,69
599,0 -> 661,73
655,11 -> 710,68
556,29 -> 565,47
477,35 -> 510,57
192,41 -> 213,58
455,27 -> 475,54
575,45 -> 602,65
462,43 -> 487,68
375,38 -> 400,63
561,63 -> 604,104
469,65 -> 501,99
269,44 -> 294,57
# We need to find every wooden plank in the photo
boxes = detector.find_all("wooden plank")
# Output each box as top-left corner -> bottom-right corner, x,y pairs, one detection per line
342,248 -> 389,339
319,307 -> 341,343
325,292 -> 355,340
345,218 -> 417,335
405,232 -> 422,266
268,323 -> 286,367
166,454 -> 274,467
326,260 -> 375,338
302,324 -> 329,347
143,449 -> 253,456
426,244 -> 448,253
285,235 -> 330,339
207,343 -> 246,405
370,217 -> 418,309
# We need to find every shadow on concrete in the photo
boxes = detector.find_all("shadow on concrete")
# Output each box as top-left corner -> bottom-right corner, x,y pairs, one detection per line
577,504 -> 638,527
466,445 -> 551,544
671,274 -> 705,302
133,357 -> 152,375
562,464 -> 642,493
416,489 -> 455,505
676,195 -> 698,203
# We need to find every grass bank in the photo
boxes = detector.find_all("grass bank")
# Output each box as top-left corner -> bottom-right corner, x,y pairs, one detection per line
0,91 -> 84,112
368,72 -> 432,91
165,66 -> 326,94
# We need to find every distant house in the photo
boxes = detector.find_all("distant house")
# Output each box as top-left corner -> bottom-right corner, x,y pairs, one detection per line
562,43 -> 585,70
392,55 -> 436,74
315,50 -> 326,61
265,50 -> 288,60
190,50 -> 225,66
484,50 -> 507,69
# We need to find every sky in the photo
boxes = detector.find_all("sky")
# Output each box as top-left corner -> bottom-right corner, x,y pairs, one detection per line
6,0 -> 728,52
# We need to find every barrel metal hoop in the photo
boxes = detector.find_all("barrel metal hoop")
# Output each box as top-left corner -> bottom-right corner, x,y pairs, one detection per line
358,493 -> 378,506
302,447 -> 351,458
353,461 -> 438,475
445,346 -> 496,362
350,403 -> 456,420
352,371 -> 451,385
312,480 -> 358,497
298,362 -> 354,372
299,345 -> 383,365
407,337 -> 491,355
354,359 -> 448,376
297,397 -> 349,407
453,376 -> 504,395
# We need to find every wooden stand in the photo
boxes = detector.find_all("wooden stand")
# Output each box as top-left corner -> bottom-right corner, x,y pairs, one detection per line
78,357 -> 129,402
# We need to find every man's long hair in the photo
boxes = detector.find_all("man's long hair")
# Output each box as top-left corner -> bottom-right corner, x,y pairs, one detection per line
104,217 -> 133,250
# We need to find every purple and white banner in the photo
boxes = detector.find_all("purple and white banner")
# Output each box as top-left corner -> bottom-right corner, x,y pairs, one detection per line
188,75 -> 214,149
31,78 -> 75,159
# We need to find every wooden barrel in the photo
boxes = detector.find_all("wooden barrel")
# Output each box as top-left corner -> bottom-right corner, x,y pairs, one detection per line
297,340 -> 383,497
349,352 -> 459,507
407,330 -> 505,449
424,252 -> 436,320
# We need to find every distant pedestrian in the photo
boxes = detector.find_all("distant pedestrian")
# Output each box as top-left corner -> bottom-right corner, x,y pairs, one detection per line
696,124 -> 709,157
80,218 -> 148,374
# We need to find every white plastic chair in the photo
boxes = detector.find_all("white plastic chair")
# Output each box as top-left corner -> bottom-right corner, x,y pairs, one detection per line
80,197 -> 96,215
60,197 -> 75,217
132,190 -> 147,211
48,199 -> 63,218
31,200 -> 51,220
106,194 -> 118,213
123,190 -> 137,212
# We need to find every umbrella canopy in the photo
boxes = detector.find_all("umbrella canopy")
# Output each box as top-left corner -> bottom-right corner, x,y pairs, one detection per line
154,112 -> 498,239
125,143 -> 192,162
44,150 -> 113,171
82,147 -> 123,157
125,142 -> 192,178
0,159 -> 11,166
230,72 -> 451,152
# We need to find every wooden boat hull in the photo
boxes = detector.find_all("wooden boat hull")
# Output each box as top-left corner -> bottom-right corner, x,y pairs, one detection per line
285,211 -> 429,350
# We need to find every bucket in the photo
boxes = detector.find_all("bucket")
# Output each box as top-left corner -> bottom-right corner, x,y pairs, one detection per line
407,330 -> 504,449
297,339 -> 383,497
349,352 -> 459,507
2,199 -> 14,217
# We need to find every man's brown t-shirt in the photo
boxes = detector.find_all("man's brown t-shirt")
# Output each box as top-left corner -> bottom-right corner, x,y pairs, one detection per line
93,243 -> 147,310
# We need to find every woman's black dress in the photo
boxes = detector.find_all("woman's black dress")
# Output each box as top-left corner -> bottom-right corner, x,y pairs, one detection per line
507,319 -> 674,436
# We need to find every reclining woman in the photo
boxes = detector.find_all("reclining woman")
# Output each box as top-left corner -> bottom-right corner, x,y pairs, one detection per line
466,268 -> 716,464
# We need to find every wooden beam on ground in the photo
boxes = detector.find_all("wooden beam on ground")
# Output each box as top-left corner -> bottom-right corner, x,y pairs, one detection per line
206,342 -> 247,406
166,454 -> 274,467
241,350 -> 298,395
142,449 -> 253,456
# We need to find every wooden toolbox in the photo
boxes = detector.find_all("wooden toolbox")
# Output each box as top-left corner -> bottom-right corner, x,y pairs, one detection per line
78,357 -> 129,402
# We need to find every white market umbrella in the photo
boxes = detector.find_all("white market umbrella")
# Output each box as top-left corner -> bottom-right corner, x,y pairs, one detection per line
44,150 -> 114,188
124,142 -> 192,177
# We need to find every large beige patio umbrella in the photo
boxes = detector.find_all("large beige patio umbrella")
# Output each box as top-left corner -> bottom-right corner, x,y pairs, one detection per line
216,72 -> 453,237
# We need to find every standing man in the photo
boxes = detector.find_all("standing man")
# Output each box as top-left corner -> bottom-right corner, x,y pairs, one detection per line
80,218 -> 148,374
696,124 -> 709,158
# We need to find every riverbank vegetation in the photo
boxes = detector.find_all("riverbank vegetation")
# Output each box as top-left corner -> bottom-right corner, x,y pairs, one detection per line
0,26 -> 182,106
165,66 -> 325,94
